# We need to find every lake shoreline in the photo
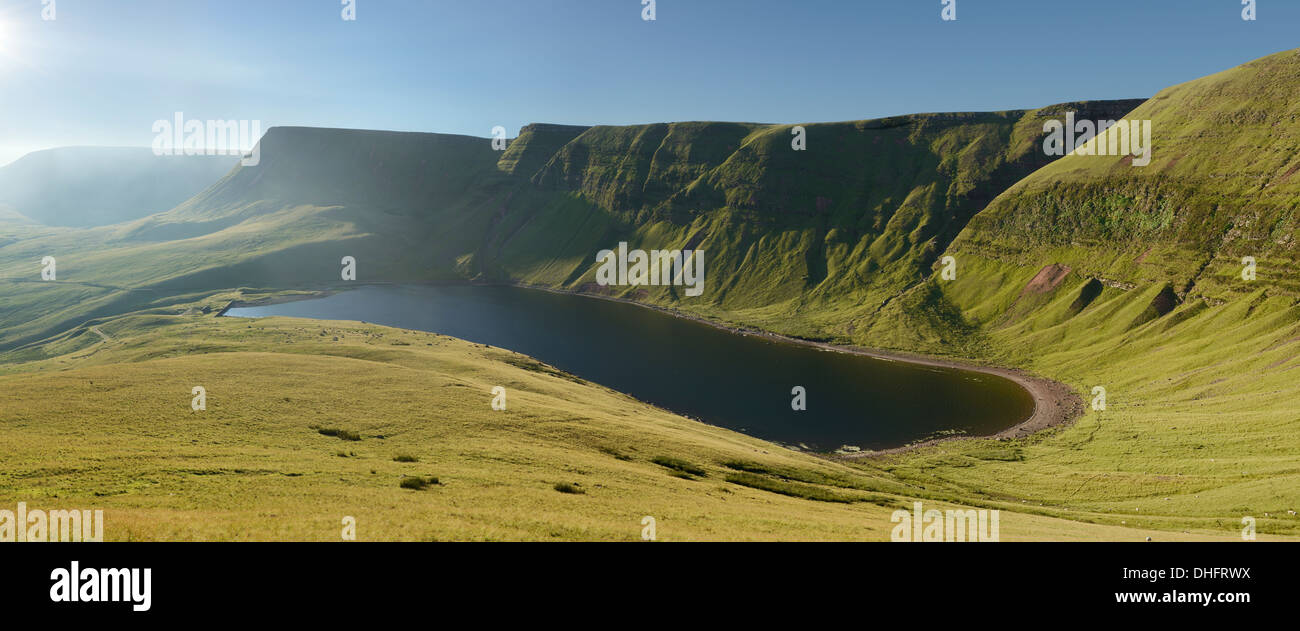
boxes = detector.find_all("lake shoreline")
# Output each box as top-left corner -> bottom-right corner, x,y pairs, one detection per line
216,291 -> 340,316
222,281 -> 1085,456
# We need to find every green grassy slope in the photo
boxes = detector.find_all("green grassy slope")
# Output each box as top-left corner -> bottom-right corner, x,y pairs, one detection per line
0,302 -> 1269,541
953,48 -> 1300,302
851,49 -> 1300,539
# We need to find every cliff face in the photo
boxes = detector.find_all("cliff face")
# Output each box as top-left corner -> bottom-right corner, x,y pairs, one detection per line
477,101 -> 1146,332
496,123 -> 591,177
529,121 -> 762,216
159,126 -> 502,216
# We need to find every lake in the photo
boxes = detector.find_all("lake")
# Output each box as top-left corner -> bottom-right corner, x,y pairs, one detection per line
224,284 -> 1035,451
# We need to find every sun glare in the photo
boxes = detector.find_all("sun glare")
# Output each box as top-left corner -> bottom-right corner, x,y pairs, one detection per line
0,21 -> 11,61
0,19 -> 23,71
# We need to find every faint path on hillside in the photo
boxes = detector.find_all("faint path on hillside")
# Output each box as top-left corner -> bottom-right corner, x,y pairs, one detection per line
1,278 -> 155,292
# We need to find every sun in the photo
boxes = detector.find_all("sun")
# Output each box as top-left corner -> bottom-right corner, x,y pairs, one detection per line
0,19 -> 21,70
0,14 -> 44,76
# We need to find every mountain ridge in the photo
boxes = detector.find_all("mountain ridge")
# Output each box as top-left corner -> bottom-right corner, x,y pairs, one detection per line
0,99 -> 1145,351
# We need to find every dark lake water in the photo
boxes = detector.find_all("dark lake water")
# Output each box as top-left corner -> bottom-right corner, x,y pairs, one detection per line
225,285 -> 1034,451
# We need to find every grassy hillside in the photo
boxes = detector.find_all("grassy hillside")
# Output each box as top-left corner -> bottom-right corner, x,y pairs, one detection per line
856,49 -> 1300,539
0,300 -> 1268,541
953,49 -> 1300,301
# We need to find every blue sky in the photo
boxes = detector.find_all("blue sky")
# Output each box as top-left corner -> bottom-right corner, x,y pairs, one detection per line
0,0 -> 1296,165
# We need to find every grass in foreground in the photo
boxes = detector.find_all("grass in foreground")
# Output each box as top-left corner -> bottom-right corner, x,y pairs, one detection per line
0,306 -> 1266,541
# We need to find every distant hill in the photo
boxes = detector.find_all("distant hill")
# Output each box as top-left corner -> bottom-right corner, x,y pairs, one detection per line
0,205 -> 34,224
0,147 -> 236,227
